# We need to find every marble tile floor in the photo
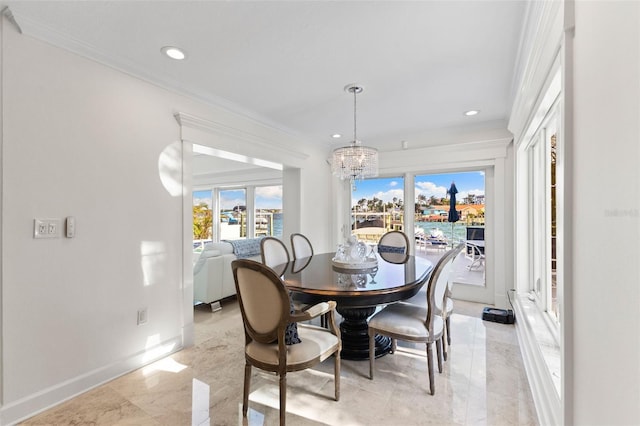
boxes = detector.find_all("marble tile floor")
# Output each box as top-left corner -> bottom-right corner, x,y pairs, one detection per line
21,299 -> 538,426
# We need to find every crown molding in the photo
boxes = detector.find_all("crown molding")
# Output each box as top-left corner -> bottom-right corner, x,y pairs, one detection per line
2,6 -> 22,33
175,112 -> 309,162
8,10 -> 306,142
378,137 -> 512,176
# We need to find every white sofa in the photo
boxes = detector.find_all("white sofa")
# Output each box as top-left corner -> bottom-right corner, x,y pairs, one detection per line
193,239 -> 263,308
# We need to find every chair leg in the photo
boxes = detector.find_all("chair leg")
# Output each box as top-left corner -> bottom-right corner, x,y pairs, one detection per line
442,325 -> 448,362
436,338 -> 443,373
369,330 -> 375,379
426,342 -> 435,395
243,363 -> 251,417
446,316 -> 452,345
279,372 -> 286,426
334,352 -> 341,401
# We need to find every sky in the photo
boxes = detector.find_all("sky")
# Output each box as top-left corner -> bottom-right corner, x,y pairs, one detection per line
351,171 -> 485,206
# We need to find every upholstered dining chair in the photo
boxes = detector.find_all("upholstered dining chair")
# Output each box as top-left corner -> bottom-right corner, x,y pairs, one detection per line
434,244 -> 465,361
232,259 -> 341,426
367,246 -> 460,395
261,237 -> 290,270
261,235 -> 320,323
377,230 -> 410,255
290,233 -> 314,260
288,233 -> 329,326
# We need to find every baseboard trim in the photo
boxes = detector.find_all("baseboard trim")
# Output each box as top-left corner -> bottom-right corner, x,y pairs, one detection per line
0,335 -> 184,426
513,296 -> 561,426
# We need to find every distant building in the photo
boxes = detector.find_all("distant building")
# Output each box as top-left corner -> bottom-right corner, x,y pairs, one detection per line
463,194 -> 485,205
419,204 -> 485,222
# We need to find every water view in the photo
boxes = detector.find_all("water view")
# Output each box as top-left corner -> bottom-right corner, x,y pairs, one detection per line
416,221 -> 468,245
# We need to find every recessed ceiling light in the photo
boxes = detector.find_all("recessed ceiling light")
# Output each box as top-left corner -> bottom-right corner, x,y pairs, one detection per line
161,46 -> 186,60
332,134 -> 342,139
464,110 -> 480,116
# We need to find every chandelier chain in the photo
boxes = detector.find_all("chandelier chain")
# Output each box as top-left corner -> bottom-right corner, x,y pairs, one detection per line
353,87 -> 357,143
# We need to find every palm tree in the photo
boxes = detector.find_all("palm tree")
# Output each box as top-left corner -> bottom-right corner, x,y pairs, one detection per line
193,202 -> 212,240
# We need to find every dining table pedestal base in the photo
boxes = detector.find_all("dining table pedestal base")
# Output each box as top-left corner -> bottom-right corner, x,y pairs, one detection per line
336,306 -> 392,360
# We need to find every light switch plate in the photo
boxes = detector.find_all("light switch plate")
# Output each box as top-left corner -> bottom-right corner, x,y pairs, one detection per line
66,216 -> 75,238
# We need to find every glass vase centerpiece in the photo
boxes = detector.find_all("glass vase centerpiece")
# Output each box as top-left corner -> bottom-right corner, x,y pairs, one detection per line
332,235 -> 378,270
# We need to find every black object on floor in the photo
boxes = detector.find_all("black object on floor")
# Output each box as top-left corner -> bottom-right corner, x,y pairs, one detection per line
482,307 -> 515,324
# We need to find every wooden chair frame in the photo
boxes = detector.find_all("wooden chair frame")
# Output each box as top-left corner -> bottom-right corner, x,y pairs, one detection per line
232,259 -> 341,425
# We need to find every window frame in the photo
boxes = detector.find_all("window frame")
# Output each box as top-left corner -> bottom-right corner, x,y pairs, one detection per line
526,101 -> 562,332
193,183 -> 283,243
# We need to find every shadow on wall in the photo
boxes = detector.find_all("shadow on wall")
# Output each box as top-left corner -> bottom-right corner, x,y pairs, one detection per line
158,142 -> 183,197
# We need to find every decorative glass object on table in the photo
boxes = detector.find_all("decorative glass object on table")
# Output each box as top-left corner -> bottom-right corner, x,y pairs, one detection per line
332,235 -> 378,269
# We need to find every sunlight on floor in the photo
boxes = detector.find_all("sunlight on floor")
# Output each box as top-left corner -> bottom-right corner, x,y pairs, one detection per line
142,356 -> 188,375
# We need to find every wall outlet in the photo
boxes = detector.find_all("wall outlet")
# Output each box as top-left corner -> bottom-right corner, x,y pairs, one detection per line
137,308 -> 148,325
34,218 -> 62,239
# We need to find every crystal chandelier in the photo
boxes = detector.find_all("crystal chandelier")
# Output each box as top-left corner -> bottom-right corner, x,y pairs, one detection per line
331,84 -> 378,190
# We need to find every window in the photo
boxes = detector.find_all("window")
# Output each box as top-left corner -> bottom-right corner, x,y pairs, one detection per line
193,190 -> 213,249
219,189 -> 246,240
351,176 -> 405,244
255,185 -> 283,238
414,171 -> 485,248
514,69 -> 562,399
193,184 -> 283,244
529,117 -> 560,324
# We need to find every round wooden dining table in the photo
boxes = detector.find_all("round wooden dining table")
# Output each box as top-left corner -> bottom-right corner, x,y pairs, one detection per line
276,252 -> 434,360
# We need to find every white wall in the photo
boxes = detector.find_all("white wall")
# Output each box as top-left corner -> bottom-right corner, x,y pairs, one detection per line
0,20 -> 184,422
0,19 -> 333,424
570,1 -> 640,424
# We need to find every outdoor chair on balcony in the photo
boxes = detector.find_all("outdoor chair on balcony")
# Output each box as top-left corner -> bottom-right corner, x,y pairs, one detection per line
467,243 -> 485,272
232,259 -> 341,426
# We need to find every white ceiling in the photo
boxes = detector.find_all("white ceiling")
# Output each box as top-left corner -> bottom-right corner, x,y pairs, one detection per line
3,1 -> 527,156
